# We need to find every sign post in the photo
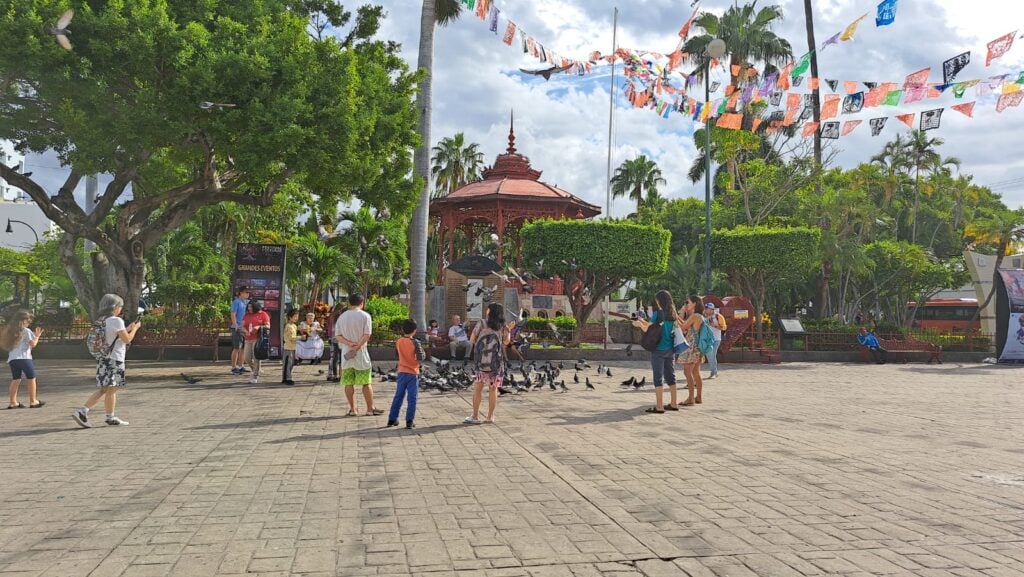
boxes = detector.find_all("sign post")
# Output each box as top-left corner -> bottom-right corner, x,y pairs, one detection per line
233,244 -> 287,359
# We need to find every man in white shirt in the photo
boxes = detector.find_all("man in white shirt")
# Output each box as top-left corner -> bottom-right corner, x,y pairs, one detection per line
448,315 -> 470,359
334,294 -> 382,416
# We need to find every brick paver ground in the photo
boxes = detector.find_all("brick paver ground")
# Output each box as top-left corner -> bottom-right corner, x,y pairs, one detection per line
0,359 -> 1021,577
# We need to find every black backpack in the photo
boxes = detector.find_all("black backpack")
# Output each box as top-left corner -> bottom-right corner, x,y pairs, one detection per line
254,328 -> 270,360
474,329 -> 504,373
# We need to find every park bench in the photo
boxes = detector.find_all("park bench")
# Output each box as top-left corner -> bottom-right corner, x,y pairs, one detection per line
132,326 -> 224,361
859,335 -> 943,364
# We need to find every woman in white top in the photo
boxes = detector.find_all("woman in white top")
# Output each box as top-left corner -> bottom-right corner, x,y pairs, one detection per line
1,309 -> 44,409
72,294 -> 141,428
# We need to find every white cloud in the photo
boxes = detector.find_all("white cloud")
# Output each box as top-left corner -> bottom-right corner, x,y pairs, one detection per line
379,0 -> 1024,208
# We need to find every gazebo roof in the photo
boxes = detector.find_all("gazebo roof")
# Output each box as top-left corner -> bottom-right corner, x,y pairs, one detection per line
430,120 -> 601,218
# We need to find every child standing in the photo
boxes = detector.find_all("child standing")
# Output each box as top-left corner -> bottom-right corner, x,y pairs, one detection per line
282,309 -> 298,386
2,310 -> 44,409
387,319 -> 421,430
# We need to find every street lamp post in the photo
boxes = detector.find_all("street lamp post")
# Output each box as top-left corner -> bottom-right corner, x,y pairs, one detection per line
5,218 -> 39,244
704,38 -> 726,295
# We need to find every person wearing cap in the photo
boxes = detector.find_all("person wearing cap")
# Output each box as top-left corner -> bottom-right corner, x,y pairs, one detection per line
703,303 -> 727,379
230,286 -> 250,375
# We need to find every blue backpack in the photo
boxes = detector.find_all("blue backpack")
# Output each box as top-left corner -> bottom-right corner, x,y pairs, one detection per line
697,322 -> 716,357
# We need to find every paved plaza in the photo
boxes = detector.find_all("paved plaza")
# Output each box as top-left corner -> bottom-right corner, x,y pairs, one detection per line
0,359 -> 1021,577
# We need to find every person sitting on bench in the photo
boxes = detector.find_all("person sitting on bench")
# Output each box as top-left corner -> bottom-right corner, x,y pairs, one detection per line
448,315 -> 471,359
858,327 -> 887,364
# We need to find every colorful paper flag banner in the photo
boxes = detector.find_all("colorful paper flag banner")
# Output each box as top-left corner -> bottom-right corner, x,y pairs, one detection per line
904,67 -> 930,88
802,122 -> 820,137
997,91 -> 1024,112
770,91 -> 783,106
987,31 -> 1017,66
799,106 -> 814,122
840,13 -> 869,42
488,4 -> 499,33
502,21 -> 516,45
844,80 -> 859,94
943,52 -> 970,84
842,120 -> 863,136
826,79 -> 839,92
920,108 -> 943,131
896,113 -> 915,128
822,32 -> 841,51
792,51 -> 813,78
678,1 -> 701,39
951,101 -> 975,117
876,0 -> 898,27
843,92 -> 865,114
821,121 -> 840,139
869,117 -> 887,136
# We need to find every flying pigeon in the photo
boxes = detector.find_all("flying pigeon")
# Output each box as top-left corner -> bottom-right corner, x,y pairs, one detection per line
48,9 -> 74,51
519,64 -> 572,80
199,101 -> 238,110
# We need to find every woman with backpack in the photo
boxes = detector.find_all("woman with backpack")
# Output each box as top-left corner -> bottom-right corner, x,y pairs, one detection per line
73,294 -> 140,428
630,291 -> 680,414
242,301 -> 271,384
463,303 -> 511,425
2,309 -> 44,409
676,295 -> 706,406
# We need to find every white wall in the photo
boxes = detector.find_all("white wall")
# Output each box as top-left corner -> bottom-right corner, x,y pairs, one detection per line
0,141 -> 26,202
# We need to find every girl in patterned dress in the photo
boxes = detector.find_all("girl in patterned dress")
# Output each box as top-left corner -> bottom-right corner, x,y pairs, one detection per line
676,295 -> 706,406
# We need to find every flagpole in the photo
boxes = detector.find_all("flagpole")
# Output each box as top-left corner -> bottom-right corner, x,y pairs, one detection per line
604,6 -> 618,351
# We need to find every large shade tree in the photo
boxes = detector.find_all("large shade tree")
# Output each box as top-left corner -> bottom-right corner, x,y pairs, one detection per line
0,0 -> 419,318
410,0 -> 463,331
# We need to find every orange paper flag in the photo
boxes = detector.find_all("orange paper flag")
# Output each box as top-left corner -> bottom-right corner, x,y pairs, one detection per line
731,64 -> 741,77
783,108 -> 798,126
787,93 -> 802,109
896,113 -> 915,128
802,122 -> 820,137
844,81 -> 859,95
716,113 -> 743,130
841,120 -> 862,136
808,78 -> 820,90
751,118 -> 763,132
821,95 -> 840,119
951,102 -> 975,117
725,85 -> 736,96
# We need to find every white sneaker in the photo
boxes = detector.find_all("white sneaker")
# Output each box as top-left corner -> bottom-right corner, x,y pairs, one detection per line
72,409 -> 92,428
249,377 -> 258,384
463,416 -> 481,425
105,416 -> 129,426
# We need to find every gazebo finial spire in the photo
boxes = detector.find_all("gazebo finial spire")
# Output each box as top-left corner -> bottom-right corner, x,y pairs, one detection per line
507,110 -> 516,155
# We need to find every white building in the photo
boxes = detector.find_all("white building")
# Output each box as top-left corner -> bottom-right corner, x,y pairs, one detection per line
1,142 -> 54,252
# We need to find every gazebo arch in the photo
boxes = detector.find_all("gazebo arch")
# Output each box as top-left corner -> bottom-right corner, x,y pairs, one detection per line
429,117 -> 601,284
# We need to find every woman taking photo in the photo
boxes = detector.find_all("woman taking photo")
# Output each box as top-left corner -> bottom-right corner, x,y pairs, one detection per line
631,290 -> 680,414
73,294 -> 139,427
676,294 -> 706,406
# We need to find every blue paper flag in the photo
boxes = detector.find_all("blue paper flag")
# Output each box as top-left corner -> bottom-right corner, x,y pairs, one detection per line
876,0 -> 898,27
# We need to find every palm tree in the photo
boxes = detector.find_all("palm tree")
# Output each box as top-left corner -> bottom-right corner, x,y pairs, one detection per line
610,156 -> 666,217
431,133 -> 485,197
966,208 -> 1024,319
683,3 -> 793,92
410,0 -> 464,331
337,207 -> 409,297
903,130 -> 944,244
292,232 -> 355,307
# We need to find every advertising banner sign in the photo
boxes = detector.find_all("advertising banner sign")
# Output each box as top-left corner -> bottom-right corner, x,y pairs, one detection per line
233,244 -> 287,358
997,269 -> 1024,361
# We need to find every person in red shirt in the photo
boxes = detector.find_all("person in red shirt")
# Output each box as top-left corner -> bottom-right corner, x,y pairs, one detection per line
387,319 -> 421,429
242,301 -> 271,384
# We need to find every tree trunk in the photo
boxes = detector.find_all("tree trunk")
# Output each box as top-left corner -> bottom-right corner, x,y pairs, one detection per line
409,0 -> 436,332
912,167 -> 921,244
803,0 -> 832,320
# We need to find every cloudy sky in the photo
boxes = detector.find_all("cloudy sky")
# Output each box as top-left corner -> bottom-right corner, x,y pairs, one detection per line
12,0 -> 1024,215
373,0 -> 1024,215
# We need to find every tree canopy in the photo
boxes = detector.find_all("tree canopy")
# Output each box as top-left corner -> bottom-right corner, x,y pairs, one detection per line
0,0 -> 420,316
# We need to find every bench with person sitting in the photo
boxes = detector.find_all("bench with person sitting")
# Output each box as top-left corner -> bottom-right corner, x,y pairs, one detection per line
857,326 -> 942,364
425,315 -> 475,360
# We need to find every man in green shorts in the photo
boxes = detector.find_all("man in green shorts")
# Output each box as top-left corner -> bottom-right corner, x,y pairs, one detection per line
334,293 -> 383,416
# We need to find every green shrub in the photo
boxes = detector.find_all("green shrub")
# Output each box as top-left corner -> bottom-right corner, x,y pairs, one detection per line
524,316 -> 577,331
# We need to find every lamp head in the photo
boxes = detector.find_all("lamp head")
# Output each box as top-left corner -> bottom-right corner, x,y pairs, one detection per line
707,39 -> 726,59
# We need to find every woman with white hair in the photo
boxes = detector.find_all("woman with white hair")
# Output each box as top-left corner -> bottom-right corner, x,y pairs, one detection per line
73,294 -> 140,428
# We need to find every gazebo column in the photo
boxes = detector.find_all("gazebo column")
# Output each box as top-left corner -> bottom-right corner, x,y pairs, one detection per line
436,220 -> 447,286
515,234 -> 523,270
460,224 -> 475,258
496,206 -> 504,266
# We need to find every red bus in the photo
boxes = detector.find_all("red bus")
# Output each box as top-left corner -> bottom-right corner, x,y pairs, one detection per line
908,298 -> 980,331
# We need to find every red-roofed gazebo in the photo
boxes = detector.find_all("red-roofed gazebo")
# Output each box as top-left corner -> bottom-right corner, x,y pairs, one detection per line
429,119 -> 601,284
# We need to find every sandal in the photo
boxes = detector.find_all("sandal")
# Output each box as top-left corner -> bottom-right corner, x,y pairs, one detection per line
6,403 -> 24,409
29,401 -> 45,409
644,407 -> 665,414
664,405 -> 679,411
680,401 -> 695,407
365,409 -> 384,416
345,410 -> 357,417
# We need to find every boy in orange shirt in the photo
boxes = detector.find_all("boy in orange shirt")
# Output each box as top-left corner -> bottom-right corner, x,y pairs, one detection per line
387,319 -> 423,429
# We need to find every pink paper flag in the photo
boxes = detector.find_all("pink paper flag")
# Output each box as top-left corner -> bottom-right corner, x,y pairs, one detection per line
904,67 -> 930,88
986,31 -> 1017,66
841,120 -> 862,136
502,21 -> 517,45
997,91 -> 1024,113
802,122 -> 820,137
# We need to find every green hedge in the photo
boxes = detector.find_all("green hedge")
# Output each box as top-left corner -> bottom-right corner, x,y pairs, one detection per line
523,316 -> 577,330
521,219 -> 670,279
364,297 -> 409,342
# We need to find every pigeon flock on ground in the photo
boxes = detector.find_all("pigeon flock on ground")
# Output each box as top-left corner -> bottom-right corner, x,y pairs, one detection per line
371,358 -> 648,397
